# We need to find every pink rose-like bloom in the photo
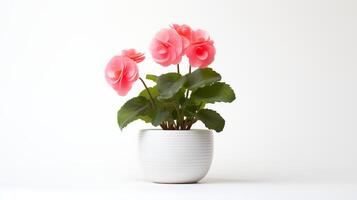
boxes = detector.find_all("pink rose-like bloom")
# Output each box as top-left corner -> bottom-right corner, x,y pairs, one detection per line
186,29 -> 216,68
121,49 -> 145,63
105,56 -> 139,96
150,28 -> 184,67
171,24 -> 192,50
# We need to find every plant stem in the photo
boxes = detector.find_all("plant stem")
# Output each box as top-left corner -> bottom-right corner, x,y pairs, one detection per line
173,103 -> 182,129
185,65 -> 192,99
139,77 -> 156,108
177,64 -> 180,74
197,101 -> 203,110
160,123 -> 166,130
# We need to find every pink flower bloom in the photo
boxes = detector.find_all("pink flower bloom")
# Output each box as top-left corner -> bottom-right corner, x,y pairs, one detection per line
150,28 -> 184,67
105,56 -> 139,96
191,29 -> 210,43
186,29 -> 216,68
171,24 -> 192,50
121,49 -> 145,63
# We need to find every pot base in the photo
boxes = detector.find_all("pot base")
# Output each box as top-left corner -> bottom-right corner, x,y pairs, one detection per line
139,129 -> 213,184
153,181 -> 198,184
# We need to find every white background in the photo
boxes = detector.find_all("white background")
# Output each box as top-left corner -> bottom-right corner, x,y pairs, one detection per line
1,0 -> 357,198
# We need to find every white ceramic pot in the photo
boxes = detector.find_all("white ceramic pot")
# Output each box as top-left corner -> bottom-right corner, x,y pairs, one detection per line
139,129 -> 213,184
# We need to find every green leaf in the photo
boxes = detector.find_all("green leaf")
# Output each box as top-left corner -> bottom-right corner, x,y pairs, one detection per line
152,109 -> 170,126
185,68 -> 221,90
139,87 -> 159,102
117,96 -> 151,129
167,88 -> 185,102
146,74 -> 158,82
191,82 -> 236,103
137,87 -> 159,124
183,99 -> 205,117
196,109 -> 225,132
138,115 -> 152,123
157,73 -> 186,100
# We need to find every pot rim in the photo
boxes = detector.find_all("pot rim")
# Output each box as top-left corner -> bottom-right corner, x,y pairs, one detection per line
139,129 -> 212,134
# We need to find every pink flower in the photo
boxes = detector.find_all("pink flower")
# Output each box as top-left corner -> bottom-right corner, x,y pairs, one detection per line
171,24 -> 192,50
105,56 -> 139,96
186,29 -> 216,68
150,28 -> 184,67
121,49 -> 145,63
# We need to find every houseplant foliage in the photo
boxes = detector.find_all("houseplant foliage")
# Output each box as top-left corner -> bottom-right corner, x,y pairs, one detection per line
105,24 -> 236,132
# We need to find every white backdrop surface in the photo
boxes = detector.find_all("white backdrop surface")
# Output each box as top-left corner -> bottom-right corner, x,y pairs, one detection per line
1,0 -> 357,192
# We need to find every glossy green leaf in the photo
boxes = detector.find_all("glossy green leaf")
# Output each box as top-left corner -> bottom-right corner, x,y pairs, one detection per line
152,109 -> 170,126
117,96 -> 151,129
196,109 -> 225,132
191,82 -> 236,103
146,74 -> 158,82
139,87 -> 159,102
185,68 -> 221,90
157,73 -> 186,100
183,99 -> 205,117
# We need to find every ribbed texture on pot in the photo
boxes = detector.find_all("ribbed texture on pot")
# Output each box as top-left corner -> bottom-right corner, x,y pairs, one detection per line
139,129 -> 213,183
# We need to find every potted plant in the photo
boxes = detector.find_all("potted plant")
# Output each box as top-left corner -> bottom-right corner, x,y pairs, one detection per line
105,24 -> 236,183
